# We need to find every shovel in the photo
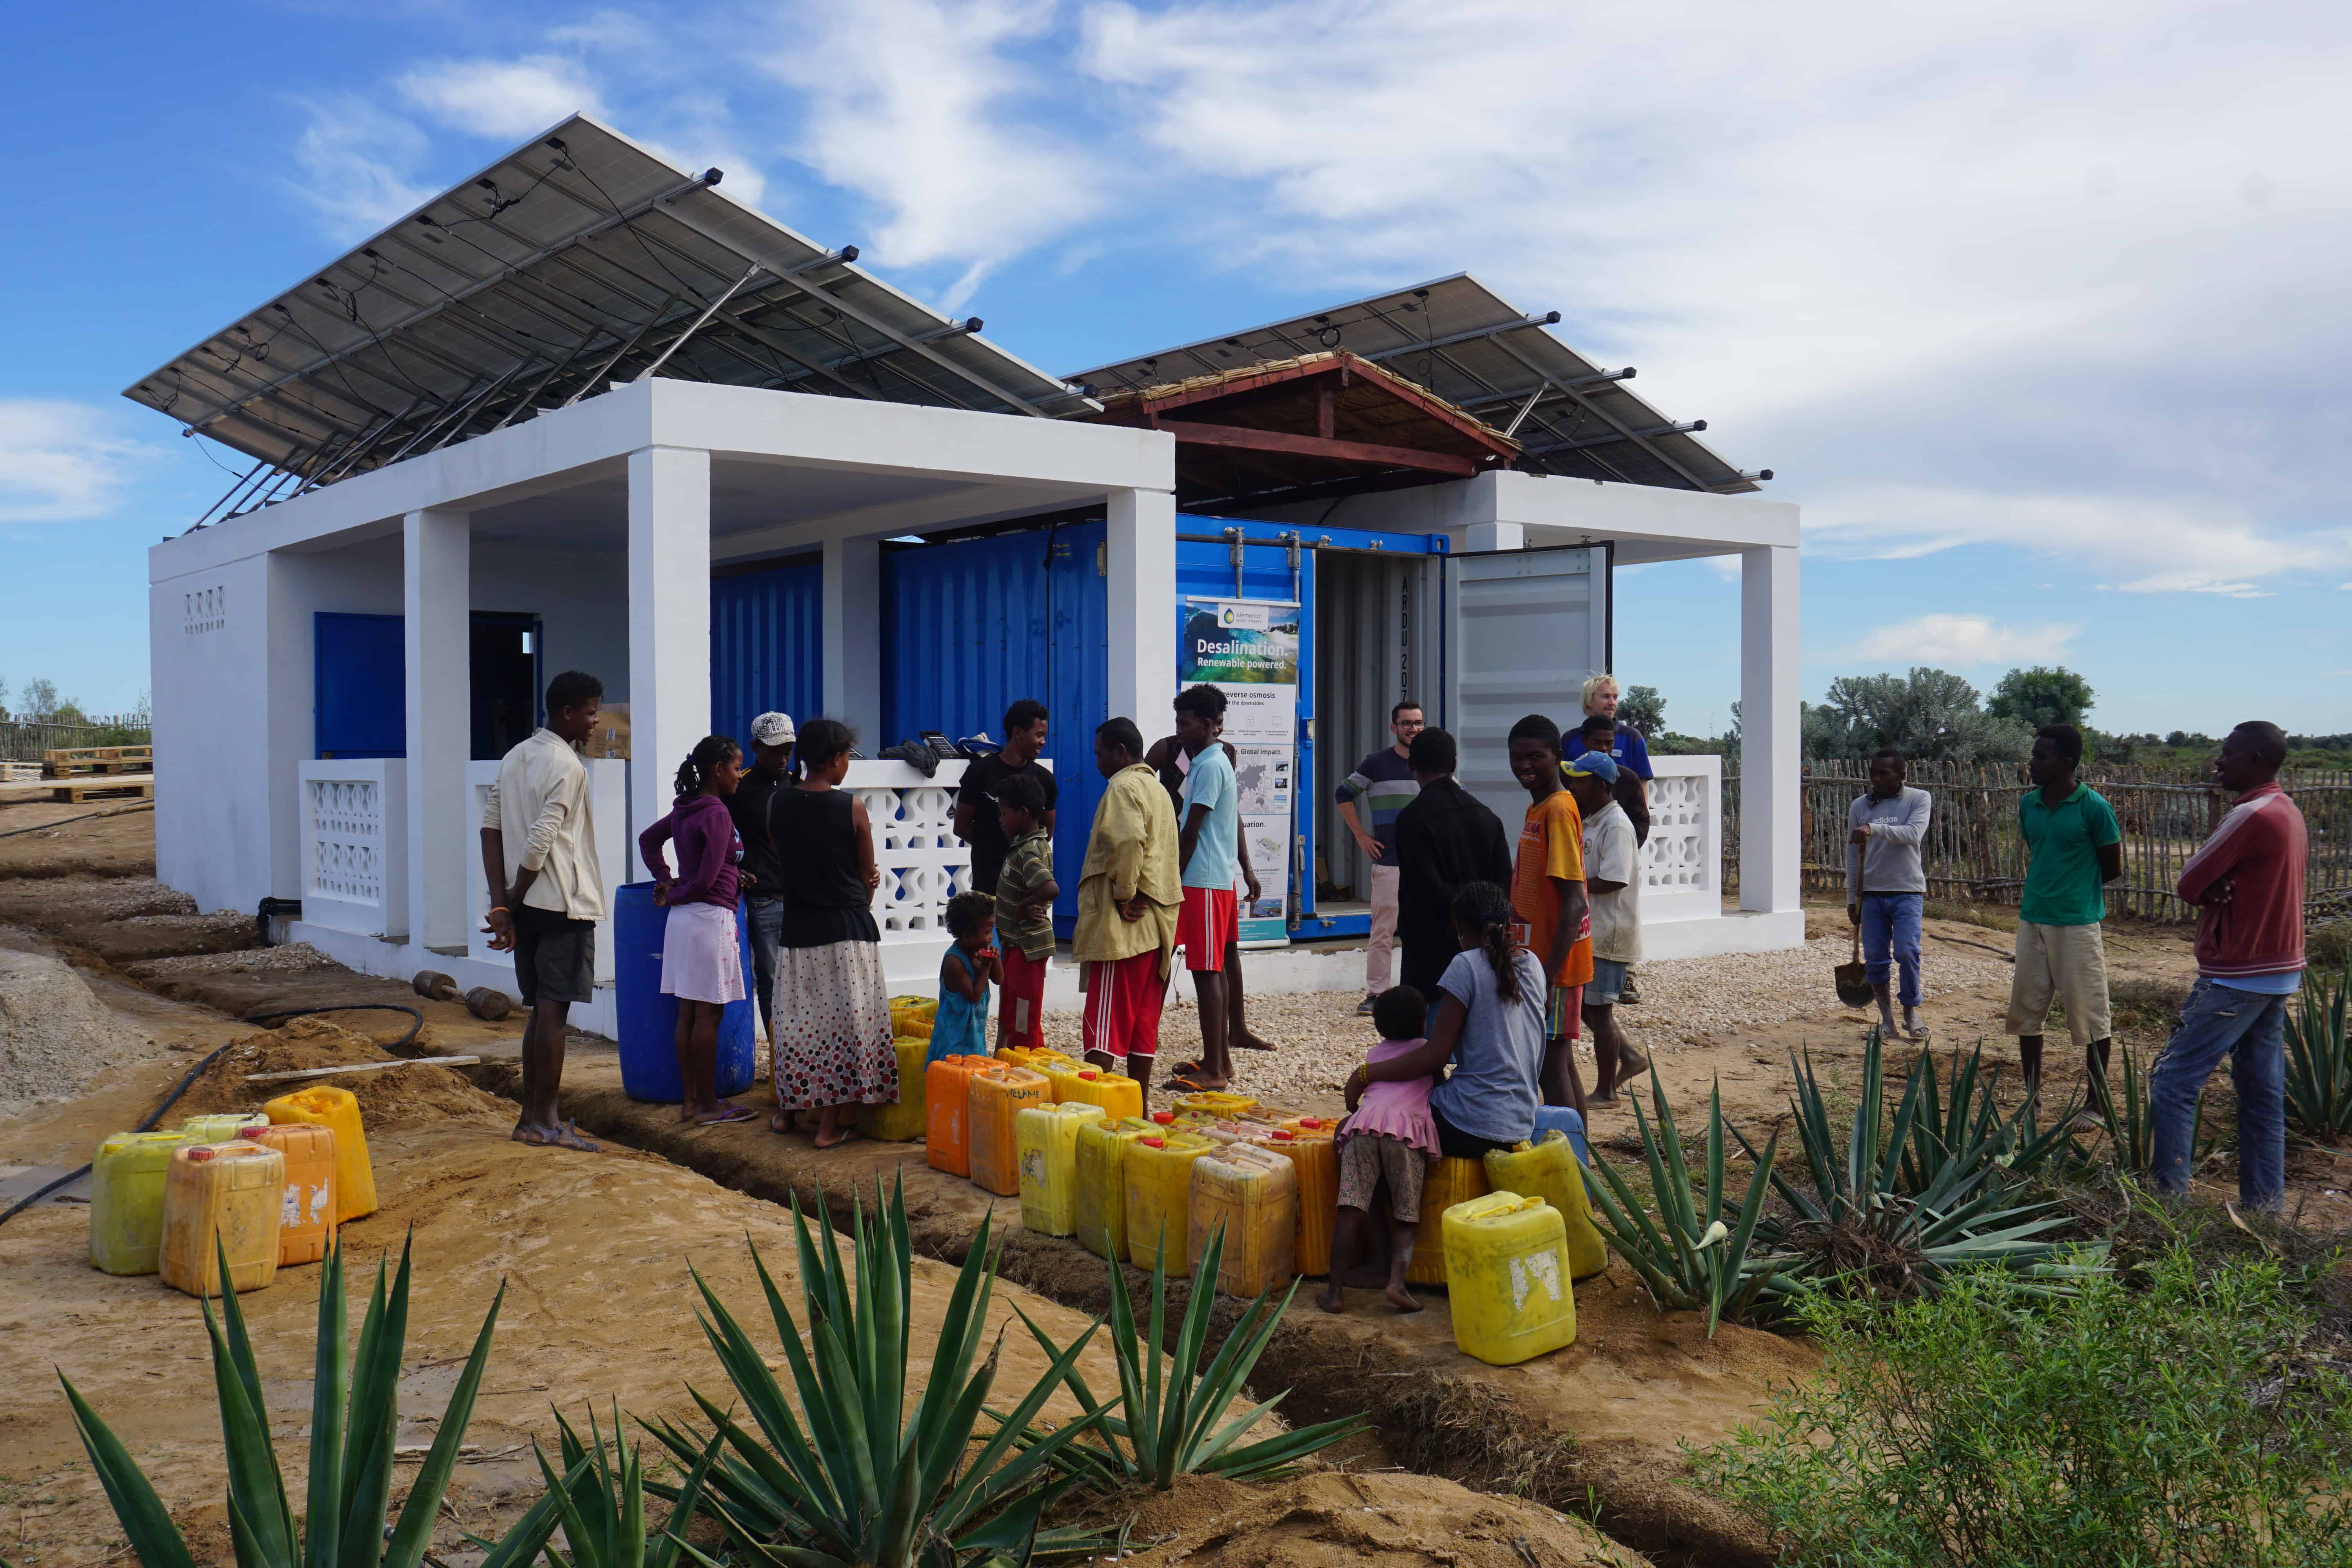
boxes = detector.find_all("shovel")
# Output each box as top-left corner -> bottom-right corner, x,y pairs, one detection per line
1835,918 -> 1874,1008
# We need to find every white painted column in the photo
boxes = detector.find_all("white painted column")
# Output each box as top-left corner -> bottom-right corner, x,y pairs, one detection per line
1105,487 -> 1178,725
403,507 -> 472,946
1464,520 -> 1525,553
629,446 -> 712,841
1739,544 -> 1801,913
822,533 -> 884,740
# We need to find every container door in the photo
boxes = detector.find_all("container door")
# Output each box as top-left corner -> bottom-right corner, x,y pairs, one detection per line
313,612 -> 406,759
1441,546 -> 1609,827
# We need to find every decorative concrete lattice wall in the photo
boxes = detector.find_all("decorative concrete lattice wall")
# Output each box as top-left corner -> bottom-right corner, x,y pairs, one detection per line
184,584 -> 227,635
307,778 -> 383,905
858,784 -> 967,939
1642,768 -> 1716,895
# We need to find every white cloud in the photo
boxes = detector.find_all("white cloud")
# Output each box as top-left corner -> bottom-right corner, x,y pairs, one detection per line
396,56 -> 605,141
1854,613 -> 2080,668
281,95 -> 436,236
0,401 -> 155,524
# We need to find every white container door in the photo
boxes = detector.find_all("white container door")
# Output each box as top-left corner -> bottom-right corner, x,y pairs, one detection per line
1441,546 -> 1609,828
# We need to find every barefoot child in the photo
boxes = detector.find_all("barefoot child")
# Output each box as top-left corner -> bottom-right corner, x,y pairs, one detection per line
639,735 -> 755,1125
1319,985 -> 1440,1315
993,773 -> 1059,1054
931,890 -> 1003,1064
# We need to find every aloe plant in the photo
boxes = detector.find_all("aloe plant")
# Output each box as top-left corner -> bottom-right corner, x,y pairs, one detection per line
2285,960 -> 2352,1138
1584,1075 -> 1788,1335
649,1178 -> 1111,1567
532,1404 -> 722,1568
61,1236 -> 579,1568
1006,1222 -> 1368,1491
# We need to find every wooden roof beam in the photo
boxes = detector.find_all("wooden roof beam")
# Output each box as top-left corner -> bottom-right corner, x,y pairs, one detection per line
1158,420 -> 1484,476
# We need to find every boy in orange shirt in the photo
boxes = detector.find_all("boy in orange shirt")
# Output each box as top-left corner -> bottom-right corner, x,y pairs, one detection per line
1506,714 -> 1592,1112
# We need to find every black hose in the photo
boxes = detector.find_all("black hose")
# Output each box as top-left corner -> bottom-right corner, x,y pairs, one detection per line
0,1003 -> 425,1229
0,802 -> 154,841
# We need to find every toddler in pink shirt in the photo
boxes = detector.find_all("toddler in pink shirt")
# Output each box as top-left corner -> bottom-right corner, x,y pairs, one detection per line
1319,986 -> 1441,1316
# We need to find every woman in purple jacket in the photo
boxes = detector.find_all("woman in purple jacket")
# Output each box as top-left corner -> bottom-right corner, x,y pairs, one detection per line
639,735 -> 753,1124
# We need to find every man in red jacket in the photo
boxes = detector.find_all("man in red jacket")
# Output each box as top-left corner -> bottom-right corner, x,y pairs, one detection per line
2151,721 -> 2308,1209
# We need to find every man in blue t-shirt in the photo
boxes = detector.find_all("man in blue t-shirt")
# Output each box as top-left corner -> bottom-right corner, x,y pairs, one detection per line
1336,700 -> 1425,1014
1580,674 -> 1653,1000
1171,684 -> 1258,1093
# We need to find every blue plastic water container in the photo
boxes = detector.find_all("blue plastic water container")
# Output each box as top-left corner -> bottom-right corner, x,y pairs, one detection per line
613,882 -> 758,1102
1533,1105 -> 1594,1199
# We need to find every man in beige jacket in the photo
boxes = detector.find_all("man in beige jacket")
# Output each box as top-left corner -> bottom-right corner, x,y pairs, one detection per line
1075,717 -> 1181,1098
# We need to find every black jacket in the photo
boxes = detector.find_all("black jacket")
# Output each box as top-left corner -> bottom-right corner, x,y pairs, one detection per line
1392,776 -> 1515,999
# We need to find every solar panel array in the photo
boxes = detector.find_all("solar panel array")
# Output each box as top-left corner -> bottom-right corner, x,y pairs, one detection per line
1066,275 -> 1764,493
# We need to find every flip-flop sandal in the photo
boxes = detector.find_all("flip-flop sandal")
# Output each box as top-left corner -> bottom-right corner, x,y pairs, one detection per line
517,1120 -> 599,1152
814,1127 -> 866,1150
1166,1071 -> 1227,1094
696,1105 -> 757,1125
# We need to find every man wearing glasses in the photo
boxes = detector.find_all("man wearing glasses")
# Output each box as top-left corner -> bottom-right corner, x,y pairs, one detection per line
1336,701 -> 1427,1015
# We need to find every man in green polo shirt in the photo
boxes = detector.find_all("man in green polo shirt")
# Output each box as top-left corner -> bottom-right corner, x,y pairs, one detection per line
2007,723 -> 2124,1096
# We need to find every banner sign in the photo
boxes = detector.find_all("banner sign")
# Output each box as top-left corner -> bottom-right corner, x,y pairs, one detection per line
1178,599 -> 1299,946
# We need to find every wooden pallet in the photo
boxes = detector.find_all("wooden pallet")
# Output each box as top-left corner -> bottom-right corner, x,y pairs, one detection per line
0,762 -> 40,783
0,774 -> 154,805
44,746 -> 152,776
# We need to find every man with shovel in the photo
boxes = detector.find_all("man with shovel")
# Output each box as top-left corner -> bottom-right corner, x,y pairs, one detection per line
1846,749 -> 1931,1040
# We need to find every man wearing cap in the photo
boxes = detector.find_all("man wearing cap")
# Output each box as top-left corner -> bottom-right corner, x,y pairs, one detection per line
1562,750 -> 1649,1103
732,713 -> 796,1034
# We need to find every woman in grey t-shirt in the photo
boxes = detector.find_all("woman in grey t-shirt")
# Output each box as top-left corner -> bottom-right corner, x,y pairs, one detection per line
1347,882 -> 1545,1158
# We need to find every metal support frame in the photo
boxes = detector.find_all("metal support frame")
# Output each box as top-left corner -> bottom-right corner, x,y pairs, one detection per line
1362,312 -> 1562,365
1523,419 -> 1706,456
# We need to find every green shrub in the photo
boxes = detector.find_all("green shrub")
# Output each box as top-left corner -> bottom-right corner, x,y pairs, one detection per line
1700,1248 -> 2352,1566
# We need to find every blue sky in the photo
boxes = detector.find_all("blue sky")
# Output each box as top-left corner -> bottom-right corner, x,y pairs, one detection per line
5,0 -> 2349,734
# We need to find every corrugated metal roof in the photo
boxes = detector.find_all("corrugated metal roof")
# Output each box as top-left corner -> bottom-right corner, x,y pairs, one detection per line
1065,274 -> 1768,494
127,114 -> 1094,523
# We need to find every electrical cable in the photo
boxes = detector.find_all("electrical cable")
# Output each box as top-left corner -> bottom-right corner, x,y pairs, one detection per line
0,1003 -> 426,1230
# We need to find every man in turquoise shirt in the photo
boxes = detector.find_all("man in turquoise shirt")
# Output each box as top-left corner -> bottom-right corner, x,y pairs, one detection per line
2007,724 -> 2125,1096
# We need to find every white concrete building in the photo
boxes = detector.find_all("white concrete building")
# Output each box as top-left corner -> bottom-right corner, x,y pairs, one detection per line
138,116 -> 1802,1036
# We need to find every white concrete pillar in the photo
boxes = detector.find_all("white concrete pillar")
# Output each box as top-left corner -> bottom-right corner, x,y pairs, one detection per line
1106,487 -> 1178,726
629,446 -> 712,841
822,533 -> 884,740
1739,544 -> 1802,913
1464,520 -> 1525,553
403,507 -> 472,947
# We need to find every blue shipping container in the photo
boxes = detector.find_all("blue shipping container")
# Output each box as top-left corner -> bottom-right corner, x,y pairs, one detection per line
314,612 -> 407,759
711,559 -> 824,751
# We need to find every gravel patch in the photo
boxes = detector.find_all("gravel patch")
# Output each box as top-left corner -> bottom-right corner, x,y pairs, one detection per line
0,947 -> 151,1114
1034,935 -> 2017,1103
123,942 -> 341,980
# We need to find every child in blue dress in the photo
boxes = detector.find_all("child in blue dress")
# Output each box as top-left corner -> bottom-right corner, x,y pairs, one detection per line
931,890 -> 1003,1064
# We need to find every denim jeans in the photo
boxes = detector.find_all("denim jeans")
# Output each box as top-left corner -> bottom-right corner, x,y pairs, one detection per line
745,895 -> 786,1039
1860,892 -> 1922,1008
2150,977 -> 2288,1209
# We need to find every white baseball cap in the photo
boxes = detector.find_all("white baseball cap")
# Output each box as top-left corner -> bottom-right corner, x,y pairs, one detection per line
750,712 -> 797,746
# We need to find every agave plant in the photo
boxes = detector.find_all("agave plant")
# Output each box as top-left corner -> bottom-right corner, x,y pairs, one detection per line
647,1178 -> 1111,1568
1747,1035 -> 2102,1299
532,1403 -> 722,1568
1006,1222 -> 1368,1491
1584,1074 -> 1788,1335
61,1236 -> 579,1568
1896,1038 -> 2078,1192
2285,960 -> 2352,1138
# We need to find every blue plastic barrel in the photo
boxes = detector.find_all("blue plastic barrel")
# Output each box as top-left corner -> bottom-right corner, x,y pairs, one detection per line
613,882 -> 758,1102
1533,1105 -> 1595,1200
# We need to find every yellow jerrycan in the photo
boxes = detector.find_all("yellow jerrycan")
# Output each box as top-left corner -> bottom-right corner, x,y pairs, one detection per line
1485,1131 -> 1609,1281
158,1143 -> 285,1298
1189,1142 -> 1298,1299
239,1123 -> 339,1267
855,1036 -> 930,1142
1405,1157 -> 1492,1286
1063,1068 -> 1143,1123
1172,1090 -> 1256,1120
889,996 -> 936,1041
87,1130 -> 199,1276
1074,1116 -> 1158,1262
265,1086 -> 377,1222
1124,1132 -> 1215,1275
1016,1102 -> 1105,1236
1249,1124 -> 1338,1277
1443,1191 -> 1578,1365
180,1112 -> 268,1143
967,1065 -> 1051,1196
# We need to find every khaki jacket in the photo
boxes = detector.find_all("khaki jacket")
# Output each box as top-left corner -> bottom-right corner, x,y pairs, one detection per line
481,728 -> 606,922
1074,762 -> 1181,971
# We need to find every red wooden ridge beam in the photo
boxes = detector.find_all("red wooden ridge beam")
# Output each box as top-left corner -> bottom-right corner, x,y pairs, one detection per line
1152,420 -> 1486,476
1093,351 -> 1521,459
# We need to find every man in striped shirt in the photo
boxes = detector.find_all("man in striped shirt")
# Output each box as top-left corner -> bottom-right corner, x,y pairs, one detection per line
1336,701 -> 1425,1015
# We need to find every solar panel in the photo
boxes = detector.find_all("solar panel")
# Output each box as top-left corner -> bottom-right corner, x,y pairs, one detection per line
124,115 -> 1094,524
1065,274 -> 1766,494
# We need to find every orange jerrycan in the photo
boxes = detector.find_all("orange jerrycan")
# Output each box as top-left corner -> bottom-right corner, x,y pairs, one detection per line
1124,1132 -> 1215,1276
1250,1124 -> 1338,1277
1405,1156 -> 1492,1287
1444,1191 -> 1578,1365
855,1036 -> 930,1142
159,1143 -> 284,1298
265,1086 -> 376,1222
967,1065 -> 1050,1196
88,1130 -> 199,1276
1189,1142 -> 1298,1299
1074,1116 -> 1158,1262
1064,1068 -> 1143,1123
239,1124 -> 338,1267
1485,1131 -> 1609,1281
1016,1102 -> 1105,1236
925,1055 -> 993,1176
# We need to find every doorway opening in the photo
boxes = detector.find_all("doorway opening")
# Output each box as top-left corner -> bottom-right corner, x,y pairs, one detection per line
470,612 -> 543,761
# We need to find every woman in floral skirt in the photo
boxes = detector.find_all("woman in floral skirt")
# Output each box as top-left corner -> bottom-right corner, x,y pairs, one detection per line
764,717 -> 894,1147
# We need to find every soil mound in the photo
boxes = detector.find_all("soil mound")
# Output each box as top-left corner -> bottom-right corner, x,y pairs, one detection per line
61,910 -> 254,965
1123,1470 -> 1654,1567
0,801 -> 156,880
0,877 -> 196,933
167,1016 -> 513,1132
0,947 -> 151,1114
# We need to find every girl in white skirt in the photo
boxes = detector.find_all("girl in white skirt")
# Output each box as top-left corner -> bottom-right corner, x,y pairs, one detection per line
639,734 -> 754,1124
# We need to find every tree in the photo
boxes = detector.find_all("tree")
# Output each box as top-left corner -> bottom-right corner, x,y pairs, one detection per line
1616,683 -> 1667,736
18,678 -> 60,720
1987,666 -> 2095,731
1812,668 -> 2032,763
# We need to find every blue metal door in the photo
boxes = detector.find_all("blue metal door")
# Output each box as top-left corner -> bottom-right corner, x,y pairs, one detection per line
711,559 -> 824,750
314,612 -> 405,759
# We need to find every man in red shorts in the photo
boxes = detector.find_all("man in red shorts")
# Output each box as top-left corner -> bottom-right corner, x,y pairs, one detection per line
1074,718 -> 1181,1100
1170,684 -> 1256,1093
